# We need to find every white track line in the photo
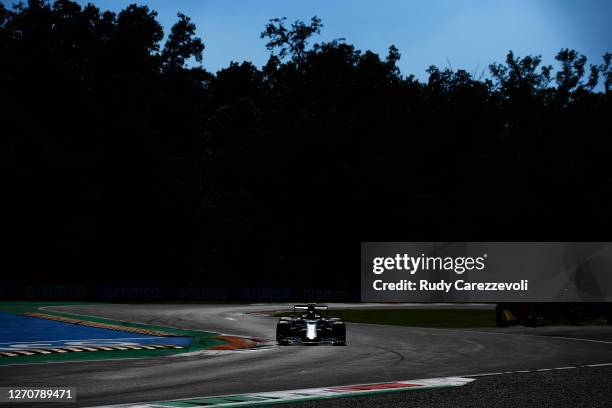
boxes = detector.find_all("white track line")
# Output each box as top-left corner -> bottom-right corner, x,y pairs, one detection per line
545,336 -> 612,345
468,363 -> 612,377
585,362 -> 612,368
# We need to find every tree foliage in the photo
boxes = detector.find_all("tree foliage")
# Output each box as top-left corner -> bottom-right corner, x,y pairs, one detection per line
260,16 -> 322,62
2,5 -> 611,297
162,13 -> 204,70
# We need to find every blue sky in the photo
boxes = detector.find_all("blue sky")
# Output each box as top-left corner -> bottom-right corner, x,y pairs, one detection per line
4,0 -> 611,81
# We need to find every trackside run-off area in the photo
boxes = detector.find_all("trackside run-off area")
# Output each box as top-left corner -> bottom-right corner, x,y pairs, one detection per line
0,302 -> 258,365
1,303 -> 611,407
103,377 -> 473,408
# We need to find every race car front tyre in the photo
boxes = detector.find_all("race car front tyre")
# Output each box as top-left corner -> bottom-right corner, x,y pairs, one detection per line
276,323 -> 291,345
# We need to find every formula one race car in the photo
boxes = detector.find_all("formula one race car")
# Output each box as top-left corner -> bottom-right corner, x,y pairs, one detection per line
276,304 -> 346,345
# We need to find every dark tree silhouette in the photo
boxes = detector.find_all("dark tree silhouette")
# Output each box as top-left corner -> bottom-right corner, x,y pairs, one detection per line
1,4 -> 611,300
601,53 -> 612,93
260,16 -> 323,62
162,13 -> 204,70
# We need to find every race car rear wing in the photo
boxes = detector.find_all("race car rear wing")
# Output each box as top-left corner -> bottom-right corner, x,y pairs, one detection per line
294,304 -> 328,316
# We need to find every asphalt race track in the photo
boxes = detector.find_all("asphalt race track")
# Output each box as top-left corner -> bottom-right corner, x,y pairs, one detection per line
1,303 -> 612,407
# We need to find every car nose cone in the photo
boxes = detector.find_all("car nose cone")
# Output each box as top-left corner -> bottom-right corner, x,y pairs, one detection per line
306,322 -> 317,340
